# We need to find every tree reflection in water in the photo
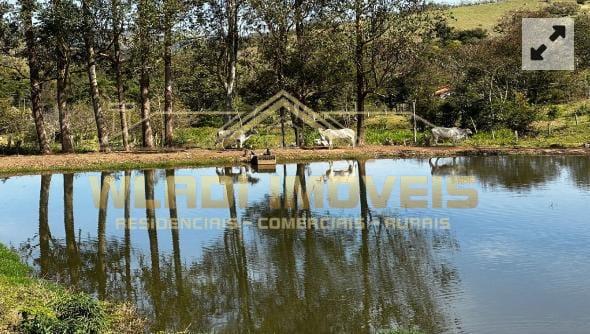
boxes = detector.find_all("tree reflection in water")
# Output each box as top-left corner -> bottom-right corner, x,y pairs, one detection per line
224,162 -> 460,333
425,155 -> 590,191
23,161 -> 471,333
16,157 -> 590,332
97,172 -> 110,300
64,173 -> 81,288
22,162 -> 457,333
38,174 -> 52,278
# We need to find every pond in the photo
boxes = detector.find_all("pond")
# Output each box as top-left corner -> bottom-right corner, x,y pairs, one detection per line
1,156 -> 589,334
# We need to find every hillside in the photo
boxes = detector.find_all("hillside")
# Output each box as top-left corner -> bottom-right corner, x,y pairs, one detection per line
447,0 -> 581,31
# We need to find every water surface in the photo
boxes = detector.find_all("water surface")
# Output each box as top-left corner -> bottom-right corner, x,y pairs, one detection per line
1,156 -> 589,333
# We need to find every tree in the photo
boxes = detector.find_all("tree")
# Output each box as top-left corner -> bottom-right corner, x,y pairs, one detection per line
352,0 -> 367,145
111,0 -> 130,151
250,0 -> 291,146
346,0 -> 438,145
250,0 -> 344,146
163,0 -> 182,147
204,0 -> 242,121
50,0 -> 75,152
82,0 -> 110,152
19,0 -> 51,154
136,0 -> 155,148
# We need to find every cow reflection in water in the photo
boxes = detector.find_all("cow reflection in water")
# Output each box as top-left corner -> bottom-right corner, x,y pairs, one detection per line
24,164 -> 461,334
429,157 -> 468,177
215,165 -> 260,185
321,161 -> 356,183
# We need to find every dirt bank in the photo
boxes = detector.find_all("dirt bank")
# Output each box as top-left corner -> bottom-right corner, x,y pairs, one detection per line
1,146 -> 589,176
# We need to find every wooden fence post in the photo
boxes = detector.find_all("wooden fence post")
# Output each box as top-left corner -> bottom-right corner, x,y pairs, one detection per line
413,100 -> 417,144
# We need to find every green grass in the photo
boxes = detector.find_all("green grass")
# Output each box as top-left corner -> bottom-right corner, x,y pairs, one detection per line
447,0 -> 588,32
448,0 -> 548,31
378,328 -> 424,334
0,244 -> 145,333
463,110 -> 590,148
174,127 -> 219,148
366,129 -> 428,145
0,244 -> 30,279
174,120 -> 418,149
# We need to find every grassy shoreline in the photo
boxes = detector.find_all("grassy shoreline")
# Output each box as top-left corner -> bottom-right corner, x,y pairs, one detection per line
0,244 -> 144,333
1,145 -> 589,176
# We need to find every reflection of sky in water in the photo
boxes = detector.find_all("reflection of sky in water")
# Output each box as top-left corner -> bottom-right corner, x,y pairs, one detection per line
1,156 -> 590,333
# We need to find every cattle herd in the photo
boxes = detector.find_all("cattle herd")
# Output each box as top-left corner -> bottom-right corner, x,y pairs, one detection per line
216,126 -> 473,149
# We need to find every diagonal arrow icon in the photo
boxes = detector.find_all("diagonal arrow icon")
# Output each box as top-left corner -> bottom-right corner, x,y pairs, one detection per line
522,18 -> 574,70
549,25 -> 566,42
531,44 -> 547,61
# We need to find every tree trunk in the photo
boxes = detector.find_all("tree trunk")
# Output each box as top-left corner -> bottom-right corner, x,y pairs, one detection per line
114,47 -> 130,151
163,3 -> 174,147
112,0 -> 130,151
140,68 -> 155,148
355,1 -> 366,146
294,1 -> 305,148
280,108 -> 286,148
56,61 -> 74,153
224,0 -> 239,122
138,0 -> 154,148
54,0 -> 74,153
83,0 -> 109,152
20,0 -> 51,155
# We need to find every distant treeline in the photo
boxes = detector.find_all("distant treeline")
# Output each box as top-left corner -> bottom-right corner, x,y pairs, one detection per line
0,0 -> 588,153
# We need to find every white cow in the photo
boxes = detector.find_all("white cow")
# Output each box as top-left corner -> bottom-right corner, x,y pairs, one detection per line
216,129 -> 256,149
431,127 -> 472,145
314,138 -> 329,147
318,128 -> 356,149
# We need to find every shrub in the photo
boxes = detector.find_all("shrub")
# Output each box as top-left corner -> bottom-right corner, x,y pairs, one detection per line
53,294 -> 108,333
19,293 -> 108,334
546,2 -> 580,15
547,106 -> 561,121
0,244 -> 29,278
576,104 -> 590,116
493,94 -> 539,133
18,308 -> 59,334
454,28 -> 488,44
1,244 -> 144,333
